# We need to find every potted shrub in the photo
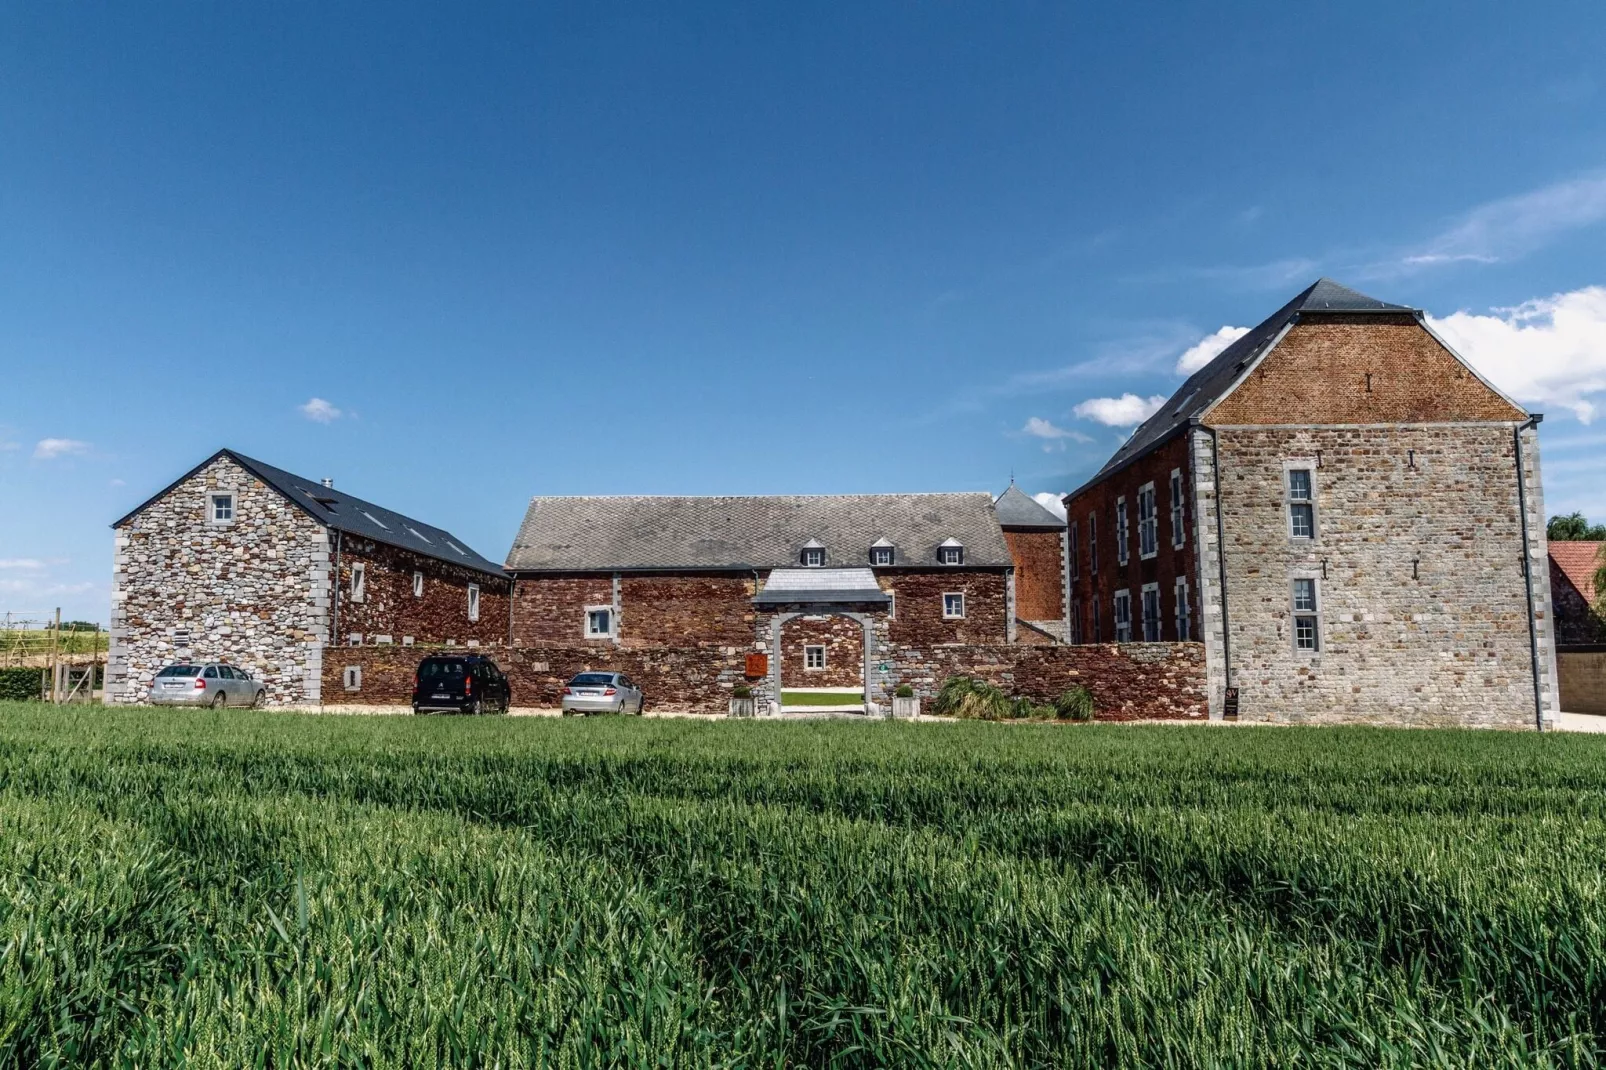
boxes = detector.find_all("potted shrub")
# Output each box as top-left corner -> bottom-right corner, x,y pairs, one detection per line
729,683 -> 756,718
891,683 -> 920,718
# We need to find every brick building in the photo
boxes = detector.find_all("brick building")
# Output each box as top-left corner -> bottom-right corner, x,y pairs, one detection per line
1063,279 -> 1560,728
107,449 -> 510,705
1550,542 -> 1604,646
504,493 -> 1021,710
993,484 -> 1068,643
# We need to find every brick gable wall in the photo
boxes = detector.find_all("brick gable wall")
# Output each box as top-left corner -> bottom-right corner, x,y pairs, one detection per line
334,537 -> 510,648
1003,528 -> 1065,624
1204,316 -> 1525,426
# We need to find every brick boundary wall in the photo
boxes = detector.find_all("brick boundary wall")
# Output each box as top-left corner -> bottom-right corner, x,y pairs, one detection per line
321,640 -> 1207,720
1558,649 -> 1606,716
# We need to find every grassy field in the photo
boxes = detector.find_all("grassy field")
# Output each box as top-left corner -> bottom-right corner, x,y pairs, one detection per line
1,703 -> 1604,1066
779,689 -> 864,706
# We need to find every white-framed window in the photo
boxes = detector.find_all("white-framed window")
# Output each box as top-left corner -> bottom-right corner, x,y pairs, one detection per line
1292,577 -> 1320,652
208,492 -> 235,526
871,546 -> 894,566
374,634 -> 393,645
1089,514 -> 1098,574
1069,600 -> 1082,644
1174,576 -> 1191,641
346,633 -> 362,646
342,666 -> 362,691
1141,583 -> 1160,641
413,571 -> 424,598
1170,469 -> 1186,550
467,583 -> 480,621
1287,466 -> 1316,540
584,605 -> 615,639
804,645 -> 826,670
887,590 -> 896,620
939,542 -> 964,566
1138,483 -> 1158,560
349,563 -> 366,603
1092,599 -> 1101,643
1068,520 -> 1079,582
1115,498 -> 1129,566
802,547 -> 825,567
942,592 -> 966,619
1113,590 -> 1132,642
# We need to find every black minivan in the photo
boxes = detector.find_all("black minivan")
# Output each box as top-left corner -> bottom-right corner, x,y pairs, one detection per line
412,654 -> 512,714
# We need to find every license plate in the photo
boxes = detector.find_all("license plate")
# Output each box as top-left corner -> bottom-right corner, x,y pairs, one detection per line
432,693 -> 449,700
163,683 -> 185,689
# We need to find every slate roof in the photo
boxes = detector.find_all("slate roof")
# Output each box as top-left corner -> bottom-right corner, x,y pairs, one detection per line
994,484 -> 1066,530
1552,542 -> 1604,603
114,449 -> 506,577
753,568 -> 891,605
1077,279 -> 1418,493
506,493 -> 1014,571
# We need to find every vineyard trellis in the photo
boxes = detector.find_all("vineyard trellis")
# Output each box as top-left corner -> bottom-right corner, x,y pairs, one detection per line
0,609 -> 107,702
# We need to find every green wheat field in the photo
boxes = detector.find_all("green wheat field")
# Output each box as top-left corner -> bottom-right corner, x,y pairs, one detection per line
1,702 -> 1604,1067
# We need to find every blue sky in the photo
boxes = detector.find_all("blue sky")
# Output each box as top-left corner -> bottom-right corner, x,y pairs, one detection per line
3,2 -> 1605,624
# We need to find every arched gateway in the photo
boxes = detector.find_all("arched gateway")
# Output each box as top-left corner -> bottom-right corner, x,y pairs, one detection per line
754,568 -> 889,714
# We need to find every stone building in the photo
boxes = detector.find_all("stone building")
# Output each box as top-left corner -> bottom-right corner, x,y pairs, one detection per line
1063,279 -> 1559,728
107,449 -> 510,705
993,484 -> 1069,643
504,493 -> 1025,710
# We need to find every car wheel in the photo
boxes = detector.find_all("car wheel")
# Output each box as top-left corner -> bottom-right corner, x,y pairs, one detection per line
637,695 -> 647,715
210,692 -> 226,709
468,698 -> 482,715
253,690 -> 266,708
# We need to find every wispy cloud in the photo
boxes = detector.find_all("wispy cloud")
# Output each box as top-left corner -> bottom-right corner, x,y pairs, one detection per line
1428,285 -> 1606,423
299,397 -> 343,423
0,559 -> 46,570
1032,492 -> 1068,520
33,438 -> 90,460
1175,326 -> 1250,374
1019,417 -> 1093,451
1073,393 -> 1167,427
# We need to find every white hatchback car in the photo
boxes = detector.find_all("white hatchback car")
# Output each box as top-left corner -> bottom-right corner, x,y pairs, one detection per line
148,662 -> 266,708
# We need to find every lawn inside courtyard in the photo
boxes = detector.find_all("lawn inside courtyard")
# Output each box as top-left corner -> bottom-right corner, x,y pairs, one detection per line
1,701 -> 1604,1065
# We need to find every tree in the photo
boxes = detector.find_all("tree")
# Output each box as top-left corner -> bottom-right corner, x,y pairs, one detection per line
1547,512 -> 1606,541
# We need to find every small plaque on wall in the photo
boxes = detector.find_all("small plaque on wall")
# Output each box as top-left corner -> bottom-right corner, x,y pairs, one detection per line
745,652 -> 768,678
1223,687 -> 1240,719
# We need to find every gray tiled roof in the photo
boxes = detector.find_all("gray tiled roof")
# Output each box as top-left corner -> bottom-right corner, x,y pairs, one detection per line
993,484 -> 1066,530
753,567 -> 891,605
1079,279 -> 1416,492
114,449 -> 507,577
506,493 -> 1014,571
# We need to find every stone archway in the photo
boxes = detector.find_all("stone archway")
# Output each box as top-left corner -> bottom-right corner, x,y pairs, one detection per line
768,610 -> 876,712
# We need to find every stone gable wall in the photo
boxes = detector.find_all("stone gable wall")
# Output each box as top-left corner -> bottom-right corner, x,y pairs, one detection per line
334,537 -> 509,648
1213,423 -> 1544,726
108,455 -> 329,705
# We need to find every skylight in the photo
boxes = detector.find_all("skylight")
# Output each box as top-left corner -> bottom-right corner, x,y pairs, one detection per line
362,511 -> 390,530
406,526 -> 433,544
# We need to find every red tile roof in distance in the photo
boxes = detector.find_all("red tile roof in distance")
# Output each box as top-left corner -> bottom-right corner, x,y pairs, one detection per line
1551,541 -> 1605,602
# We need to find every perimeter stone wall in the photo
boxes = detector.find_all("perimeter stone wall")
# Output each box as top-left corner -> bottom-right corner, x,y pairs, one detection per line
107,455 -> 329,706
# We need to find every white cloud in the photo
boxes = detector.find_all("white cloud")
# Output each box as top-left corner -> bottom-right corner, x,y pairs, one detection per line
1021,417 -> 1091,443
33,438 -> 90,460
299,397 -> 342,423
0,441 -> 19,452
1396,172 -> 1606,272
1175,326 -> 1250,374
1032,492 -> 1068,520
1073,393 -> 1167,427
1427,286 -> 1606,423
109,478 -> 126,487
0,559 -> 46,570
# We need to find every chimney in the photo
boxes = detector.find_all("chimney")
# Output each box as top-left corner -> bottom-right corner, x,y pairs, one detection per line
321,478 -> 334,489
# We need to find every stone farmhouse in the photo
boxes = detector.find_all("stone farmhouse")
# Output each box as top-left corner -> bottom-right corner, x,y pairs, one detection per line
106,449 -> 511,705
1062,278 -> 1560,729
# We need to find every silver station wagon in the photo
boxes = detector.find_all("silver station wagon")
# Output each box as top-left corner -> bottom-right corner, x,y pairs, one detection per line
148,662 -> 266,708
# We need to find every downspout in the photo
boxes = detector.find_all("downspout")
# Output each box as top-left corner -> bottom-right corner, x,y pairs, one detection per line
330,529 -> 343,645
507,577 -> 516,649
1205,426 -> 1232,696
1513,415 -> 1545,730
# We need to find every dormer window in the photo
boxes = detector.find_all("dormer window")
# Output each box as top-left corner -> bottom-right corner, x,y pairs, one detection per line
801,538 -> 826,567
938,538 -> 963,566
870,538 -> 894,567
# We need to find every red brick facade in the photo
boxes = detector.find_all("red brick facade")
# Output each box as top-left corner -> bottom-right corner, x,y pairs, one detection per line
1064,432 -> 1197,646
1003,528 -> 1064,623
780,615 -> 863,688
334,536 -> 511,648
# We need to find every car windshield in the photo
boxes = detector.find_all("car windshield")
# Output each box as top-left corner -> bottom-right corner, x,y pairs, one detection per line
419,661 -> 466,679
569,673 -> 614,686
157,665 -> 200,678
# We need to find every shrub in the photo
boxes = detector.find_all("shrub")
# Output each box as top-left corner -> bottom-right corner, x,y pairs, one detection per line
731,683 -> 752,699
894,684 -> 915,699
931,676 -> 1010,720
1053,685 -> 1096,722
0,668 -> 40,702
1009,696 -> 1055,720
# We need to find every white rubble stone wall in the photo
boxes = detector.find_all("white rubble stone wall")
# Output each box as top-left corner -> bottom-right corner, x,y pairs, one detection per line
107,455 -> 330,706
1213,423 -> 1546,727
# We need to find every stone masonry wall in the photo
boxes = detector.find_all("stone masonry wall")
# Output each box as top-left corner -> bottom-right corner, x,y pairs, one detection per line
334,536 -> 510,648
108,455 -> 329,705
1213,424 -> 1543,727
780,614 -> 864,688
